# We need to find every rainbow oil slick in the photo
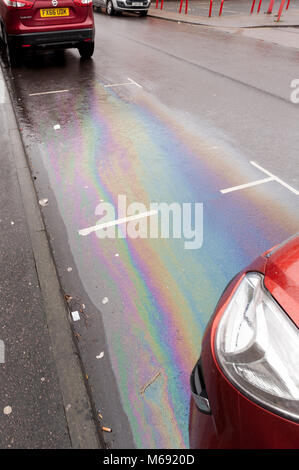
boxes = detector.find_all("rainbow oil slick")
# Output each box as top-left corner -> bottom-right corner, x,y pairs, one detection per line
24,79 -> 299,448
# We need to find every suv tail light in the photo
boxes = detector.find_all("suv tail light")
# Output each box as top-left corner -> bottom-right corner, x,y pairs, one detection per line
73,0 -> 92,5
3,0 -> 34,8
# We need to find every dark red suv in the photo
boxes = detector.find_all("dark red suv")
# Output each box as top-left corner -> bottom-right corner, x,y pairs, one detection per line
0,0 -> 95,64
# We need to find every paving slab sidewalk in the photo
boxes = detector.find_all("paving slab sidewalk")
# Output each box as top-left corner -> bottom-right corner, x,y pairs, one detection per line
0,64 -> 100,449
149,2 -> 299,28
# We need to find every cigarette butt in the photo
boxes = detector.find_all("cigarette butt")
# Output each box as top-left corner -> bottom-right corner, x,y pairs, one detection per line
102,426 -> 112,433
98,413 -> 103,420
75,333 -> 81,341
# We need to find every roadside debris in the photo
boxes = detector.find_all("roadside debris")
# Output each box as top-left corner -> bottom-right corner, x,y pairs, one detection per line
71,311 -> 80,322
64,294 -> 73,303
140,371 -> 161,395
53,124 -> 60,130
102,426 -> 112,433
67,267 -> 72,272
102,297 -> 109,305
96,352 -> 104,359
39,198 -> 48,207
75,332 -> 81,341
3,406 -> 12,415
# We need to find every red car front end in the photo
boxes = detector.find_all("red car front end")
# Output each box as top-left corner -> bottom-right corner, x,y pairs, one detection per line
189,234 -> 299,449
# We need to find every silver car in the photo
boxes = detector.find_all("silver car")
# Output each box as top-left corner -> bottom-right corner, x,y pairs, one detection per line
93,0 -> 151,16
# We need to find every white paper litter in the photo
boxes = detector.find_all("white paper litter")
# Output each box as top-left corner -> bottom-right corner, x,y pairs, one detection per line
71,311 -> 80,321
3,406 -> 12,415
39,198 -> 48,207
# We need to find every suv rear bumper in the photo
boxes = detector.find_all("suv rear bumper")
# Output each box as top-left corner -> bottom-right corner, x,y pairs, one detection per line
8,27 -> 94,49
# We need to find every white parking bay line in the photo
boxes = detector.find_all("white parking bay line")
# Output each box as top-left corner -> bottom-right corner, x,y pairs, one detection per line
220,161 -> 299,196
250,160 -> 299,195
220,176 -> 274,194
78,210 -> 158,237
29,89 -> 69,97
127,77 -> 142,88
104,77 -> 142,89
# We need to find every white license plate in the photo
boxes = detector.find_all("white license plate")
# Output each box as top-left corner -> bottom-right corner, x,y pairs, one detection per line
132,2 -> 143,5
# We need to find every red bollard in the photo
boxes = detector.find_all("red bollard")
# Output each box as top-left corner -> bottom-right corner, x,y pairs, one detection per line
209,0 -> 213,16
250,0 -> 256,13
257,0 -> 263,12
286,0 -> 290,8
267,0 -> 275,13
160,0 -> 163,9
185,0 -> 188,13
179,0 -> 183,12
219,0 -> 224,15
155,0 -> 159,8
277,0 -> 286,19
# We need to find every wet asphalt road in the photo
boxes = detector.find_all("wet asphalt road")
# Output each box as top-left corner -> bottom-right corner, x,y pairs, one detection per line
2,11 -> 299,448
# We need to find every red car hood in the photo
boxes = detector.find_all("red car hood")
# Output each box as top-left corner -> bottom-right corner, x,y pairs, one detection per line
264,234 -> 299,328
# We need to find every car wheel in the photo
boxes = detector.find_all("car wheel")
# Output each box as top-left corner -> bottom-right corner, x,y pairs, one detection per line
1,25 -> 21,67
106,0 -> 115,15
140,10 -> 148,16
78,41 -> 94,60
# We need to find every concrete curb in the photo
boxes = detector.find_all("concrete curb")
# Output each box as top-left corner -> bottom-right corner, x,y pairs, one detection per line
0,64 -> 102,449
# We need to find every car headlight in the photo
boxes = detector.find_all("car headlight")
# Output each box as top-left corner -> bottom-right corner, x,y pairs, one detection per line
215,272 -> 299,422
